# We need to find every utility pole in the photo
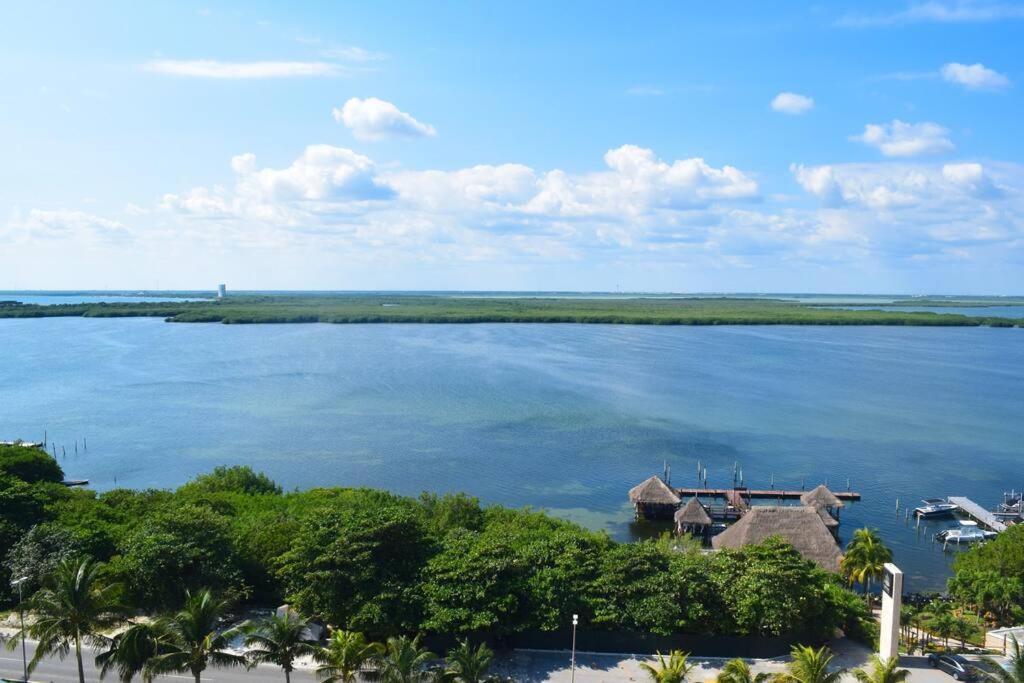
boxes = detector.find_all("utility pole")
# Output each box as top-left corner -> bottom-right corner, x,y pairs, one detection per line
570,613 -> 579,683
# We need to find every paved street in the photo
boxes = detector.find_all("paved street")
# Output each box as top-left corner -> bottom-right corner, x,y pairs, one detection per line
0,635 -> 1000,683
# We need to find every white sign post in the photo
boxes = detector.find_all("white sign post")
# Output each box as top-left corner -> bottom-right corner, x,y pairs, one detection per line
879,563 -> 903,661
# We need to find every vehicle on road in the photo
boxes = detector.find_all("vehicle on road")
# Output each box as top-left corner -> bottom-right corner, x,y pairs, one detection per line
928,653 -> 978,681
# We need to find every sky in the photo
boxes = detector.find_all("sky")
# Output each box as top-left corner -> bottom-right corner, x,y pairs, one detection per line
1,1 -> 1023,293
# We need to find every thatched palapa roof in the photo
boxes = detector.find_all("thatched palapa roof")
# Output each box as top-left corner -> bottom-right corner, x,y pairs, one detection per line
675,497 -> 712,526
800,484 -> 843,509
629,475 -> 681,506
815,505 -> 840,529
711,505 -> 843,571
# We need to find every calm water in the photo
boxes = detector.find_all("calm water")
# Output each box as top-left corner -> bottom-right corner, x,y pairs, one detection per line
1,294 -> 208,305
2,318 -> 1022,591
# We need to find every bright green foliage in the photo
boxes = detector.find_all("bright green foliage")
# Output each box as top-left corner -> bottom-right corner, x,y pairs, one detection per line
12,557 -> 123,683
444,640 -> 493,683
180,466 -> 283,496
716,658 -> 769,683
841,528 -> 893,601
640,650 -> 695,683
4,524 -> 85,594
316,630 -> 383,683
276,495 -> 431,635
773,645 -> 844,683
377,635 -> 436,683
242,611 -> 322,683
851,656 -> 909,683
96,622 -> 169,683
111,504 -> 245,609
951,526 -> 1024,625
144,590 -> 248,683
0,444 -> 64,483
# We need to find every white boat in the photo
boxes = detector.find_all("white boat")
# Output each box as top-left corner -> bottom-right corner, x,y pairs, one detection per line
914,498 -> 958,517
936,520 -> 998,544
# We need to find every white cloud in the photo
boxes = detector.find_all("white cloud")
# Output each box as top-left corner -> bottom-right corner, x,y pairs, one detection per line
771,92 -> 815,114
142,59 -> 343,79
851,120 -> 954,157
332,97 -> 437,141
839,1 -> 1024,27
940,62 -> 1012,90
4,209 -> 131,243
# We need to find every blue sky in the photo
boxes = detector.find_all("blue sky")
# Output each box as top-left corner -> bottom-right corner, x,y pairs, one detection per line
1,1 -> 1022,292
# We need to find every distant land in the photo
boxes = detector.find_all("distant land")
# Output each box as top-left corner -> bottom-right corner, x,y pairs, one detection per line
1,292 -> 1023,327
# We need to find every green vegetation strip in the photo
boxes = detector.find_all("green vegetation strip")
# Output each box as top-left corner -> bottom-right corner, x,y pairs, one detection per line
1,295 -> 1021,326
0,445 -> 870,641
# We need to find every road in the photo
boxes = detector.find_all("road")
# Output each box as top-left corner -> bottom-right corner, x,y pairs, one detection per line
0,636 -> 998,683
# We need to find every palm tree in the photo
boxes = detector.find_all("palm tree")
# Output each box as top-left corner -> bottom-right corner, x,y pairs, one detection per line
717,657 -> 769,683
316,630 -> 383,683
243,611 -> 323,683
841,528 -> 893,607
378,635 -> 436,683
980,636 -> 1024,683
640,650 -> 695,683
772,645 -> 844,683
953,618 -> 974,651
932,613 -> 957,650
444,640 -> 494,683
12,556 -> 122,683
144,589 -> 248,683
96,622 -> 169,683
852,655 -> 909,683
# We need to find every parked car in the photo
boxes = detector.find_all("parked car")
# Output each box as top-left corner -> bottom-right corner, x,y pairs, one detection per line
928,653 -> 977,681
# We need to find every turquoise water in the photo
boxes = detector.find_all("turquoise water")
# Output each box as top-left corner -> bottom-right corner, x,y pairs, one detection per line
2,317 -> 1021,590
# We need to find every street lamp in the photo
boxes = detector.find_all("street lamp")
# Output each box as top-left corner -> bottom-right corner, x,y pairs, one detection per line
10,576 -> 28,683
570,613 -> 578,683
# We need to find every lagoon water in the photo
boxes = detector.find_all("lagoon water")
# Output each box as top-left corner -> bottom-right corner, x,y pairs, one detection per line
2,317 -> 1022,590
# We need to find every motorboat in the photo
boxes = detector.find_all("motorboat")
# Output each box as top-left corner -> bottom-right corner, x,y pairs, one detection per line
936,520 -> 998,544
914,498 -> 958,517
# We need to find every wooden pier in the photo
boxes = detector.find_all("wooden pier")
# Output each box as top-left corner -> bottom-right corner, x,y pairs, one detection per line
674,487 -> 861,502
948,496 -> 1008,532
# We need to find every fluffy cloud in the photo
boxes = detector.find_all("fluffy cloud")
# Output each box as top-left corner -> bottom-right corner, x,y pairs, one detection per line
771,92 -> 815,114
851,120 -> 954,157
3,209 -> 131,243
142,60 -> 343,78
941,62 -> 1012,90
333,97 -> 437,141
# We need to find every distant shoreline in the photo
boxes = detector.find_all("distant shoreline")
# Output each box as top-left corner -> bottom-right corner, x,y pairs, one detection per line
1,294 -> 1022,327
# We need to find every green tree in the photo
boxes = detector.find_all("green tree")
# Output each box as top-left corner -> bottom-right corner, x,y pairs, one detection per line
96,622 -> 169,683
113,504 -> 245,609
179,466 -> 282,496
716,658 -> 769,683
953,617 -> 974,650
444,640 -> 493,683
378,635 -> 436,683
11,557 -> 122,683
4,524 -> 85,594
772,645 -> 844,683
852,656 -> 909,683
841,528 -> 893,606
144,589 -> 248,683
243,611 -> 322,683
316,630 -> 383,683
0,445 -> 64,483
980,636 -> 1024,683
932,613 -> 957,650
640,650 -> 695,683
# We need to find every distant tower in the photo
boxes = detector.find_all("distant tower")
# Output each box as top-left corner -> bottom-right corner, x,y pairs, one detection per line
217,284 -> 226,299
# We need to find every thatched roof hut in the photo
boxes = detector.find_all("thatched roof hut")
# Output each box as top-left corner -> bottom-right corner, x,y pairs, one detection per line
711,505 -> 843,571
800,484 -> 843,509
675,497 -> 712,529
629,475 -> 681,520
629,475 -> 681,506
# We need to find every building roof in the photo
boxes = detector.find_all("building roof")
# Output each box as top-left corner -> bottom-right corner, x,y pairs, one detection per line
815,505 -> 840,528
711,505 -> 843,571
675,497 -> 713,526
800,484 -> 844,509
628,475 -> 681,506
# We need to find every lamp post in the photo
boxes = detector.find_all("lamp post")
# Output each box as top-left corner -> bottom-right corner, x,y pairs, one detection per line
570,613 -> 578,683
10,576 -> 29,682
